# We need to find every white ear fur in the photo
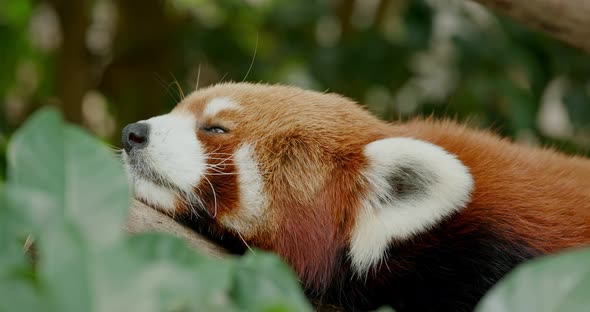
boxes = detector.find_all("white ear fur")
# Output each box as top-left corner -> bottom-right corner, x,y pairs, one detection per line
349,137 -> 474,274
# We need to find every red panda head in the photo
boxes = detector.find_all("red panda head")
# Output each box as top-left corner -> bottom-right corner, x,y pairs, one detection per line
122,82 -> 473,291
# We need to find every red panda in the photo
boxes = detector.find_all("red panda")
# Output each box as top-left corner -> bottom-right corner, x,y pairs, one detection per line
121,82 -> 590,312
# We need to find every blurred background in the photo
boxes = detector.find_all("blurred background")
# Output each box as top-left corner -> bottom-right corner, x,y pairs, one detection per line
1,0 -> 590,180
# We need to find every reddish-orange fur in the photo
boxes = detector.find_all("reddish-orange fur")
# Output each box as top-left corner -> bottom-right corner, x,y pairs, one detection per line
395,119 -> 590,253
171,82 -> 590,292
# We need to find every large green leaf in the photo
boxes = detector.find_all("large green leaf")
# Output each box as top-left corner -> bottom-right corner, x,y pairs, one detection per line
476,247 -> 590,312
6,108 -> 129,311
7,108 -> 129,247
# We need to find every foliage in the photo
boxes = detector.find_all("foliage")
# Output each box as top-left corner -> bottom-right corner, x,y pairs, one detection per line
0,0 -> 589,166
476,247 -> 590,312
0,108 -> 311,312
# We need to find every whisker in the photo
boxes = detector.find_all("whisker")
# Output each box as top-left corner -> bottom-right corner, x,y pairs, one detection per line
140,155 -> 205,220
218,72 -> 229,84
206,145 -> 222,155
216,157 -> 234,166
242,33 -> 259,82
162,128 -> 174,143
169,71 -> 185,100
154,74 -> 182,103
195,63 -> 202,91
203,176 -> 218,218
237,232 -> 255,253
205,166 -> 228,173
205,153 -> 235,156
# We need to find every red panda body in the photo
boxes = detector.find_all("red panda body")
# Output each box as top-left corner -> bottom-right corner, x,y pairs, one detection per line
121,83 -> 590,312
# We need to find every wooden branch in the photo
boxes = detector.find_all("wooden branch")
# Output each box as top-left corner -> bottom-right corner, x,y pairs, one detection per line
470,0 -> 590,53
125,200 -> 227,258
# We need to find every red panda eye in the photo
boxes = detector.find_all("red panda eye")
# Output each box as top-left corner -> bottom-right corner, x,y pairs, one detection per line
201,126 -> 227,134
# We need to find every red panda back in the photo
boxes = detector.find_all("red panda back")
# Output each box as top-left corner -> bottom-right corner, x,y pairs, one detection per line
394,119 -> 590,253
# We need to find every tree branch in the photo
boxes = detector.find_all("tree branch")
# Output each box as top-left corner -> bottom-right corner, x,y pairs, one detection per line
470,0 -> 590,53
125,200 -> 227,257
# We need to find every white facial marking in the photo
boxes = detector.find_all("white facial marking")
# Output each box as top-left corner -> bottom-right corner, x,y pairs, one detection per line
123,112 -> 206,212
350,137 -> 474,274
133,179 -> 177,210
144,113 -> 206,193
221,144 -> 267,236
203,97 -> 240,118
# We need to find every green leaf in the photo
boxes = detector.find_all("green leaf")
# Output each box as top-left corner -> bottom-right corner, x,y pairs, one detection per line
6,107 -> 129,311
0,185 -> 55,274
0,185 -> 46,312
232,251 -> 312,312
7,108 -> 65,200
62,125 -> 129,247
476,247 -> 590,312
124,233 -> 236,311
7,107 -> 129,248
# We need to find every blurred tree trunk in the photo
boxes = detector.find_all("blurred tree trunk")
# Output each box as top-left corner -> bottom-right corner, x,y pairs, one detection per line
471,0 -> 590,53
99,0 -> 188,142
373,0 -> 391,28
50,0 -> 91,124
337,0 -> 355,35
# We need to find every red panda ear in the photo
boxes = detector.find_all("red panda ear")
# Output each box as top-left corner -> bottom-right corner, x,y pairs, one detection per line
349,137 -> 474,274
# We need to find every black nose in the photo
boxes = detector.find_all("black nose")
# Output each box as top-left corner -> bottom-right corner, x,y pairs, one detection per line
122,122 -> 150,153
